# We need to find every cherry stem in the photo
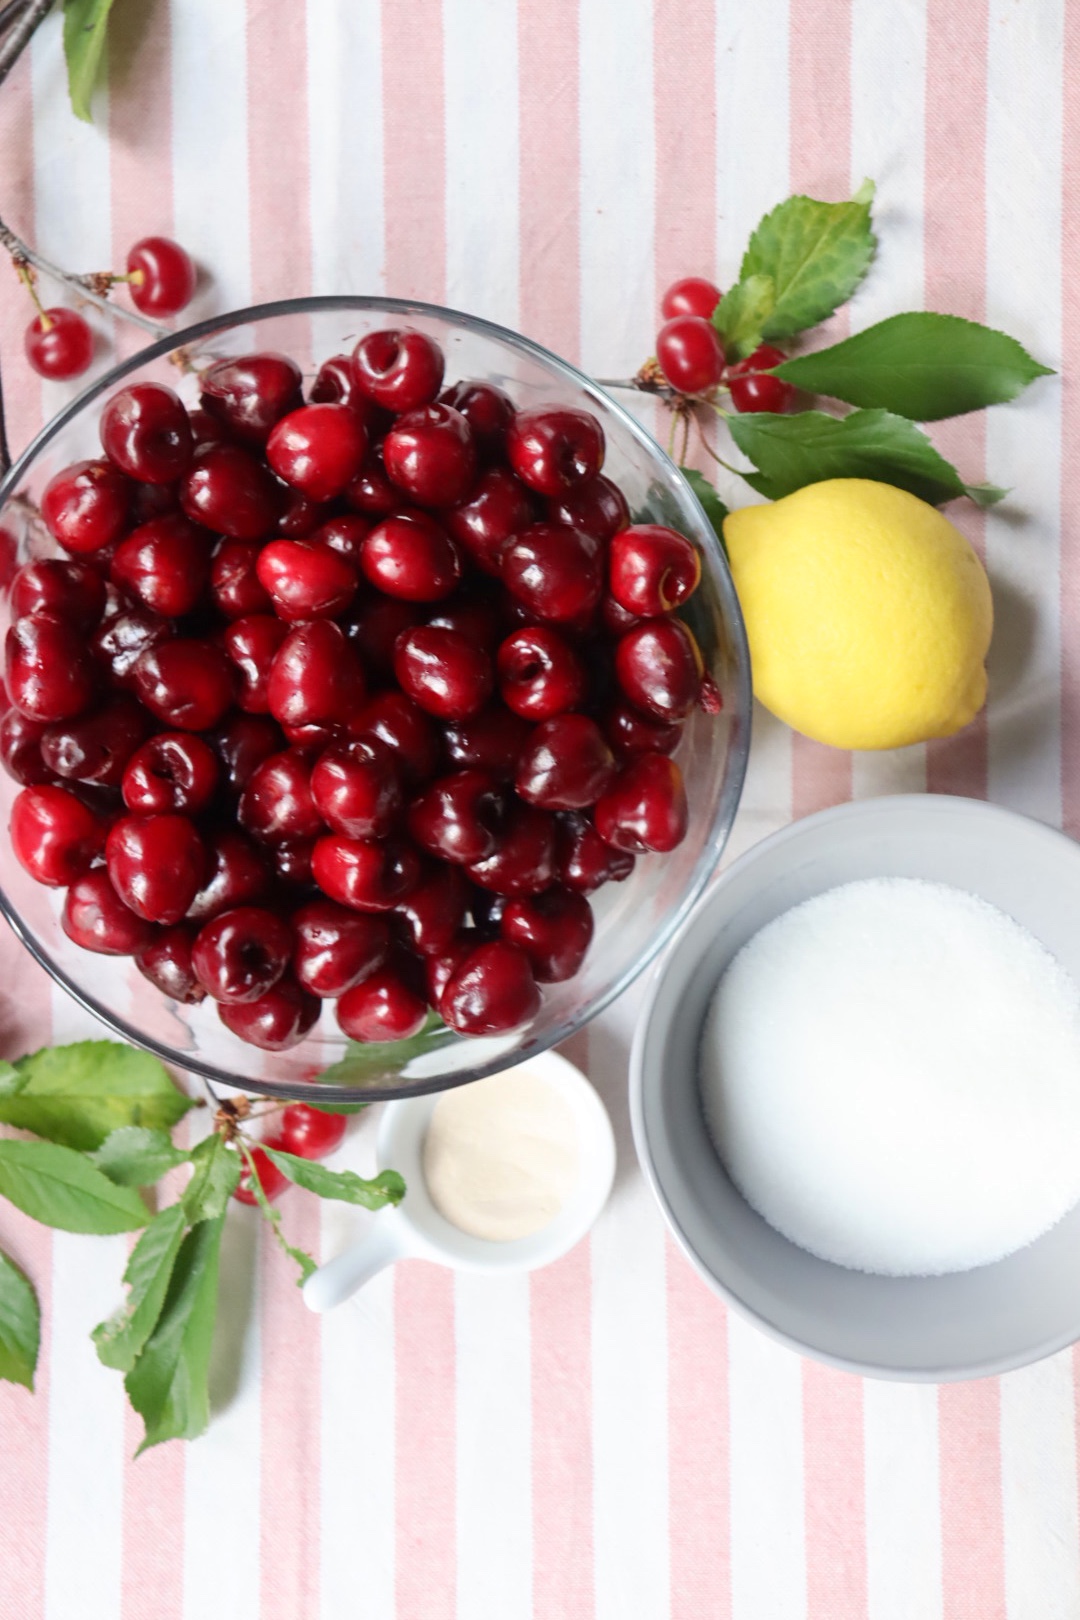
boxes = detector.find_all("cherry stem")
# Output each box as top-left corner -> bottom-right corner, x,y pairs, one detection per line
0,213 -> 173,339
692,411 -> 745,479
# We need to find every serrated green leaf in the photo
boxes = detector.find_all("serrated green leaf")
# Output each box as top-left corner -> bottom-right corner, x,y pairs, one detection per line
0,1062 -> 25,1100
711,273 -> 775,362
0,1041 -> 196,1152
771,312 -> 1054,421
0,1139 -> 147,1234
727,408 -> 1006,508
62,0 -> 118,123
125,1215 -> 224,1454
181,1135 -> 241,1225
680,468 -> 729,554
0,1247 -> 39,1390
261,1144 -> 405,1211
237,1143 -> 316,1285
741,190 -> 876,339
92,1204 -> 188,1373
91,1128 -> 190,1189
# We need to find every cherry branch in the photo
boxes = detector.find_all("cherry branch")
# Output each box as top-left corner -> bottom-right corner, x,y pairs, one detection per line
0,0 -> 51,96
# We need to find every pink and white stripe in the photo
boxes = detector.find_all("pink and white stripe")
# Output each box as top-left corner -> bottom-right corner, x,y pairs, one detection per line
2,1 -> 1080,1614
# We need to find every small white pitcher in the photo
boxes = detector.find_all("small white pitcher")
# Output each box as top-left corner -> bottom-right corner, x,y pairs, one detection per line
303,1050 -> 616,1312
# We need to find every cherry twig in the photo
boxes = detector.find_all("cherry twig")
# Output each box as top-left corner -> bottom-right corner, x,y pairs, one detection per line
0,0 -> 32,38
0,212 -> 173,340
0,0 -> 51,96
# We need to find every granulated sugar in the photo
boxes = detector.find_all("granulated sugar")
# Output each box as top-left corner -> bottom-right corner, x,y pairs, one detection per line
700,877 -> 1080,1276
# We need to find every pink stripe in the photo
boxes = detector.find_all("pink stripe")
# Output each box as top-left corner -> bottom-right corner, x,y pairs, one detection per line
653,0 -> 717,298
108,5 -> 174,364
247,1 -> 312,306
518,0 -> 580,361
0,42 -> 40,465
1061,0 -> 1080,838
259,1188 -> 323,1619
924,0 -> 989,802
665,1239 -> 730,1620
395,1261 -> 456,1620
938,1381 -> 1006,1620
382,0 -> 446,303
801,1362 -> 867,1620
531,1241 -> 594,1619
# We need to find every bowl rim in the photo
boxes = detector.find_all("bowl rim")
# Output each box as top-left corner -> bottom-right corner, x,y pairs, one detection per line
630,792 -> 1080,1382
0,294 -> 752,1101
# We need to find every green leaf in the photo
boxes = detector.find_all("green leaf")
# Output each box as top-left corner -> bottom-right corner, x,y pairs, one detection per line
125,1215 -> 225,1454
741,186 -> 876,339
92,1204 -> 188,1374
181,1135 -> 241,1225
0,1041 -> 196,1152
0,1247 -> 39,1390
91,1128 -> 190,1188
236,1143 -> 316,1285
0,1062 -> 25,1100
727,408 -> 1007,508
771,312 -> 1054,421
62,0 -> 118,123
313,1012 -> 453,1092
711,273 -> 775,362
261,1144 -> 405,1211
680,467 -> 729,552
0,1139 -> 148,1233
302,1101 -> 368,1116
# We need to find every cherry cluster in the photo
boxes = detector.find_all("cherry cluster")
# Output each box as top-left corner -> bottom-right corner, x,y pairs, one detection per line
3,328 -> 711,1052
654,276 -> 796,412
24,236 -> 195,381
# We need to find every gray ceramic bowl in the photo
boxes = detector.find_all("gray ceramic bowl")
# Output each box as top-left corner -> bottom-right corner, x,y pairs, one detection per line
631,793 -> 1080,1380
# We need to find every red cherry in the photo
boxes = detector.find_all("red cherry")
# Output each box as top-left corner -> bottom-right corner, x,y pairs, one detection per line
614,619 -> 703,721
655,316 -> 725,395
10,784 -> 104,885
0,711 -> 54,785
439,380 -> 514,457
187,828 -> 271,922
383,404 -> 477,508
547,474 -> 630,541
341,594 -> 424,674
278,487 -> 332,538
267,404 -> 368,501
121,732 -> 219,814
239,749 -> 325,845
274,839 -> 316,888
207,714 -> 282,797
224,614 -> 289,713
600,595 -> 643,637
500,887 -> 594,982
24,308 -> 94,380
440,940 -> 540,1035
660,276 -> 722,321
609,524 -> 701,616
345,457 -> 399,517
393,625 -> 493,721
555,810 -> 635,892
360,511 -> 462,602
407,769 -> 505,864
136,923 -> 206,1002
180,443 -> 283,539
106,813 -> 208,923
606,701 -> 682,758
220,981 -> 319,1052
501,523 -> 603,624
394,863 -> 469,957
312,836 -> 421,912
311,354 -> 372,413
133,638 -> 236,731
336,961 -> 429,1042
496,626 -> 586,720
41,695 -> 152,787
727,344 -> 795,413
41,460 -> 131,555
256,539 -> 358,621
507,408 -> 604,496
210,539 -> 275,619
425,595 -> 504,654
443,707 -> 533,781
188,407 -> 227,452
349,691 -> 442,786
192,905 -> 294,1003
311,514 -> 372,566
280,1104 -> 349,1159
292,898 -> 390,997
62,870 -> 155,956
100,383 -> 193,484
11,559 -> 105,631
233,1137 -> 291,1203
110,515 -> 212,617
351,328 -> 445,413
6,613 -> 97,722
310,737 -> 402,840
91,604 -> 173,689
425,929 -> 482,1006
266,620 -> 366,731
594,752 -> 688,853
515,714 -> 616,809
126,236 -> 196,317
199,352 -> 304,444
444,465 -> 534,576
466,803 -> 555,896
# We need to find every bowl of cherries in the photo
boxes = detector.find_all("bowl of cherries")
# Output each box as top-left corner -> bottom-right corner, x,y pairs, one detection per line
0,297 -> 750,1103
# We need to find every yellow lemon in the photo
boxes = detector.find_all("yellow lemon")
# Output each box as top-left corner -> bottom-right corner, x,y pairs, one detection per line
723,478 -> 993,751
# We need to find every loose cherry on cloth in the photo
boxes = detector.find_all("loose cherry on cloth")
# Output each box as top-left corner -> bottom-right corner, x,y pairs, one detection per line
25,308 -> 93,380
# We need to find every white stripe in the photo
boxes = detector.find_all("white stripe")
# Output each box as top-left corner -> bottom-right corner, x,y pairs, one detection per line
455,1272 -> 532,1620
727,1311 -> 806,1620
850,0 -> 928,802
1001,1350 -> 1080,1620
863,1381 -> 943,1620
443,0 -> 520,329
170,0 -> 252,316
984,0 -> 1065,825
306,0 -> 386,298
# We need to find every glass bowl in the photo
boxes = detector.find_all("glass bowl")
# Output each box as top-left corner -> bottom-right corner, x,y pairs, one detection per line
0,297 -> 750,1103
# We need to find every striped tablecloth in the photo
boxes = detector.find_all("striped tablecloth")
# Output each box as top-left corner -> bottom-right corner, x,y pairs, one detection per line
1,1 -> 1078,1615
